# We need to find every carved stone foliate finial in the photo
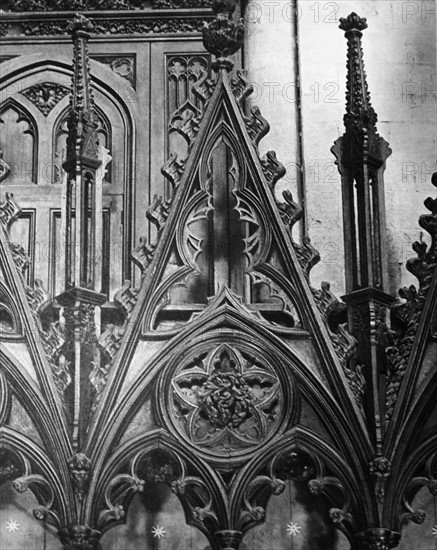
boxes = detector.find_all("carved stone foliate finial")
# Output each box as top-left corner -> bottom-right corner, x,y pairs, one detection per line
339,12 -> 368,33
340,12 -> 377,136
67,14 -> 95,37
202,0 -> 244,71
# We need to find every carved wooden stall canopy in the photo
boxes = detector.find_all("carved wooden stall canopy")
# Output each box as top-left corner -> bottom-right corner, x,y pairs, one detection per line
0,2 -> 437,550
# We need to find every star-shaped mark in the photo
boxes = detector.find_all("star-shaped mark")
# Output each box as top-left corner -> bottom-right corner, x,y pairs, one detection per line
432,526 -> 437,537
286,522 -> 301,536
152,525 -> 166,539
6,519 -> 20,533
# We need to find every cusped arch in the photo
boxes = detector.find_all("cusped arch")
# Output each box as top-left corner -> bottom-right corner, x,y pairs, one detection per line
229,426 -> 371,543
0,426 -> 69,527
88,303 -> 369,485
0,279 -> 23,339
0,55 -> 137,267
89,429 -> 228,548
387,433 -> 437,533
0,97 -> 38,184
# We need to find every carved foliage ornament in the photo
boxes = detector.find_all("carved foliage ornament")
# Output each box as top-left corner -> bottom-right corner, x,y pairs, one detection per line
20,83 -> 69,116
6,0 -> 212,9
59,526 -> 101,550
202,0 -> 243,70
68,453 -> 92,501
385,173 -> 437,422
20,17 -> 210,36
92,55 -> 136,87
166,345 -> 285,455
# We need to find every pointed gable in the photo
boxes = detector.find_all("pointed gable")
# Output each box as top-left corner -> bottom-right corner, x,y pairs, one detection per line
90,2 -> 369,462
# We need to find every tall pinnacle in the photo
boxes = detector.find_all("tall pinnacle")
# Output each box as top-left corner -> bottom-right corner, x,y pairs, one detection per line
65,14 -> 99,166
57,14 -> 109,450
332,13 -> 394,452
338,12 -> 379,152
202,0 -> 244,72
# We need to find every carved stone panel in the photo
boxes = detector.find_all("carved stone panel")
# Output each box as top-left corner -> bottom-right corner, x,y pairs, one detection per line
158,342 -> 294,466
91,55 -> 136,88
20,83 -> 69,116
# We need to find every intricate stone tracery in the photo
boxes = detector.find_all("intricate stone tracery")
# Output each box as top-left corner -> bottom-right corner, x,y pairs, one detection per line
0,3 -> 436,550
169,345 -> 283,452
20,83 -> 70,116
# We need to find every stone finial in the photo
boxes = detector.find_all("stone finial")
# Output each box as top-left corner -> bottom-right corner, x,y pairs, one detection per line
66,13 -> 98,152
340,12 -> 376,133
67,13 -> 94,37
339,12 -> 368,33
202,0 -> 244,71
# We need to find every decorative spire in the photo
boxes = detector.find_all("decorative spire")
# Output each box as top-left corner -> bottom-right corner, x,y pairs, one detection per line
332,12 -> 392,292
56,14 -> 109,451
339,12 -> 377,135
332,13 -> 394,453
65,14 -> 99,165
202,0 -> 244,72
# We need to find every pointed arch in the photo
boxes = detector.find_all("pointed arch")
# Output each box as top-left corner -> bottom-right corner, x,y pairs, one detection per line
0,97 -> 38,184
89,429 -> 228,548
0,426 -> 69,527
87,300 -> 371,514
0,54 -> 138,282
228,426 -> 372,544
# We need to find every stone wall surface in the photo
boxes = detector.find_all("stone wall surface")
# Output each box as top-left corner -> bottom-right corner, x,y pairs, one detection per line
245,0 -> 437,298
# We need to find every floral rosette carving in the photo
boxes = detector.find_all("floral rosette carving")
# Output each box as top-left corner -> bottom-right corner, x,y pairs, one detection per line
170,345 -> 283,452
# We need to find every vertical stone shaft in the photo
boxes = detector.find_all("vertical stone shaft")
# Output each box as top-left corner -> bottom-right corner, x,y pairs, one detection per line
56,14 -> 108,450
332,13 -> 394,451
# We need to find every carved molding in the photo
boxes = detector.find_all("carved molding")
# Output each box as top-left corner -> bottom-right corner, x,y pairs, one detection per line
18,17 -> 211,36
154,0 -> 213,7
4,0 -> 212,9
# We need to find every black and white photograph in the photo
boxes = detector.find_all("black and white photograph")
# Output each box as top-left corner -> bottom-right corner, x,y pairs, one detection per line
0,1 -> 436,548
